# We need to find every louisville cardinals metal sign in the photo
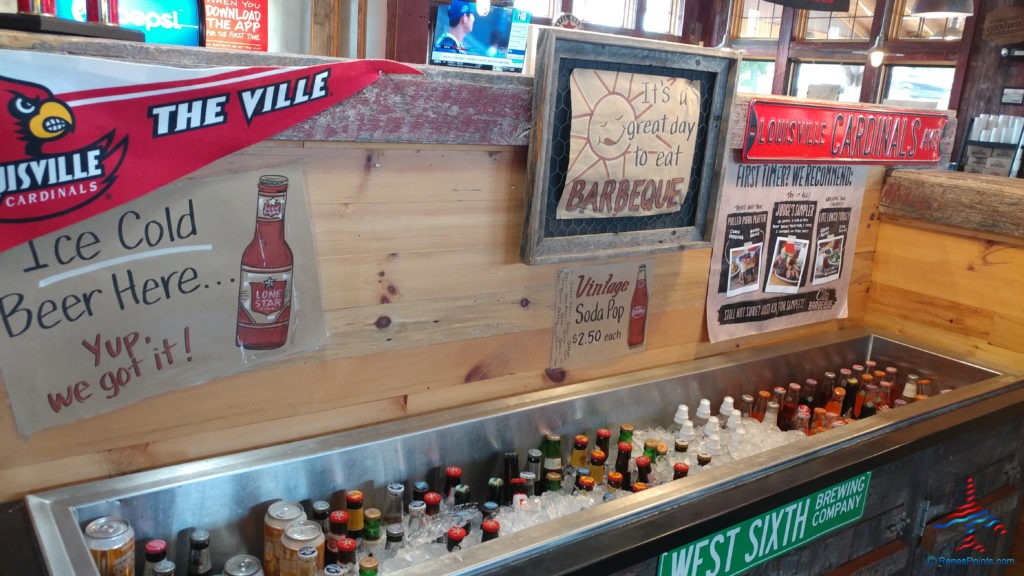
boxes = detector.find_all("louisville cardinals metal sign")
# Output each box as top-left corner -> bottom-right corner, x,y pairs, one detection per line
0,49 -> 421,252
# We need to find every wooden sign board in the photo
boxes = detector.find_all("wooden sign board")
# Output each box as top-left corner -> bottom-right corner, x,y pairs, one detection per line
520,28 -> 739,265
984,8 -> 1024,46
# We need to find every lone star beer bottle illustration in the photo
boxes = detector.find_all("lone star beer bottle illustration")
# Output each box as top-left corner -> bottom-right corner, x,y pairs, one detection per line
627,264 -> 648,348
236,175 -> 294,350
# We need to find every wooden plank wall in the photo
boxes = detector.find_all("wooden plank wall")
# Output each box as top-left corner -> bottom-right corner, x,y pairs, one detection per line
0,141 -> 880,503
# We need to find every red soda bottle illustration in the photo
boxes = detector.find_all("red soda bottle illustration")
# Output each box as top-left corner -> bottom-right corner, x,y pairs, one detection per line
236,175 -> 294,350
627,264 -> 648,348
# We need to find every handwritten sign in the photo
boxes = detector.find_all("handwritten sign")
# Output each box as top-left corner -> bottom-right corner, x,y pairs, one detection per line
556,70 -> 700,219
205,0 -> 268,51
551,261 -> 652,369
0,166 -> 325,436
705,156 -> 866,343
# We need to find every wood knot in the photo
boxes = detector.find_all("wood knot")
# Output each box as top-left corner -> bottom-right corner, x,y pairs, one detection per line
545,368 -> 566,383
375,316 -> 392,329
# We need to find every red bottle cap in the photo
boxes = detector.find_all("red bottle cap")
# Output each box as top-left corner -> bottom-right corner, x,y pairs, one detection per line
635,456 -> 651,467
673,462 -> 690,474
445,466 -> 462,478
632,482 -> 648,492
338,538 -> 358,552
482,519 -> 500,533
618,441 -> 633,453
423,492 -> 442,505
145,539 -> 167,554
574,434 -> 589,447
578,476 -> 595,488
597,428 -> 611,439
447,526 -> 467,542
329,510 -> 349,524
590,449 -> 607,464
509,477 -> 527,486
773,386 -> 786,395
345,490 -> 364,504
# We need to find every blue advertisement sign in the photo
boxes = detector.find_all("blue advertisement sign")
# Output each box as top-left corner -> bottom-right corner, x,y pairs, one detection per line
56,0 -> 202,46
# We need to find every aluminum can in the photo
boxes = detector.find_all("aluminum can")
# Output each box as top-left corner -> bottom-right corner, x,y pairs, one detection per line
17,0 -> 56,15
224,554 -> 266,576
279,520 -> 325,576
84,515 -> 135,576
264,501 -> 305,576
86,0 -> 120,25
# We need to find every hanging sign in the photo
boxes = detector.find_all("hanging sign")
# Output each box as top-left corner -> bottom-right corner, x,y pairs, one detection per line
657,472 -> 871,576
556,69 -> 701,219
0,165 -> 325,437
0,49 -> 421,253
764,0 -> 850,11
705,156 -> 866,343
743,99 -> 948,165
551,260 -> 652,370
205,0 -> 269,51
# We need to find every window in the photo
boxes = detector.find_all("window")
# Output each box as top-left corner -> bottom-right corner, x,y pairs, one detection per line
574,0 -> 634,29
897,15 -> 965,40
792,63 -> 864,102
884,66 -> 955,109
738,60 -> 776,95
736,0 -> 784,39
804,0 -> 877,40
643,0 -> 683,35
513,0 -> 558,19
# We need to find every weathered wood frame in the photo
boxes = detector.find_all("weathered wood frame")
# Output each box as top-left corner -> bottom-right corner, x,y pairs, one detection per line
520,28 -> 740,265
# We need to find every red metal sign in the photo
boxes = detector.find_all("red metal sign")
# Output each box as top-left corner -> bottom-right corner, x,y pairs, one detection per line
743,99 -> 948,165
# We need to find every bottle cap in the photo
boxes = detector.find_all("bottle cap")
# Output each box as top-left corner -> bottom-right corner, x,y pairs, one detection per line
386,524 -> 404,538
607,471 -> 623,485
363,508 -> 381,522
657,442 -> 668,455
644,438 -> 659,450
631,482 -> 648,492
408,500 -> 426,513
813,407 -> 826,415
840,368 -> 852,377
298,546 -> 317,560
412,480 -> 430,493
757,390 -> 771,399
329,510 -> 349,529
526,448 -> 542,460
578,476 -> 595,489
447,526 -> 467,542
423,492 -> 442,505
773,386 -> 787,396
345,490 -> 364,504
481,501 -> 499,514
510,477 -> 527,486
312,500 -> 330,515
797,404 -> 810,415
387,482 -> 405,495
445,466 -> 462,478
519,471 -> 537,481
673,462 -> 690,475
674,439 -> 689,452
359,556 -> 379,571
190,529 -> 210,547
574,434 -> 589,447
324,565 -> 344,576
145,539 -> 167,555
482,519 -> 500,533
545,433 -> 561,442
597,428 -> 612,439
338,537 -> 358,552
635,455 -> 651,467
696,399 -> 711,418
673,404 -> 689,424
590,449 -> 607,463
618,441 -> 633,454
805,378 -> 817,387
833,387 -> 846,398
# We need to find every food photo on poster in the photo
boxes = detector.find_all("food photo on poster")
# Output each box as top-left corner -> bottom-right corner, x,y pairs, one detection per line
706,156 -> 866,343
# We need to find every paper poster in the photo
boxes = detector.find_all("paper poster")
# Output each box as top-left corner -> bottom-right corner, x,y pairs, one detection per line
551,260 -> 652,369
0,49 -> 420,253
0,165 -> 325,436
706,156 -> 866,343
205,0 -> 268,51
556,69 -> 701,219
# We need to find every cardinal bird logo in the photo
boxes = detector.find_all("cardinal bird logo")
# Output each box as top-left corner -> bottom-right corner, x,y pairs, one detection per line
934,477 -> 1009,554
0,76 -> 75,157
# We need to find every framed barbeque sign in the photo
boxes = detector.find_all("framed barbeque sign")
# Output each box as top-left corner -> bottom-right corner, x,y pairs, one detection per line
520,28 -> 739,265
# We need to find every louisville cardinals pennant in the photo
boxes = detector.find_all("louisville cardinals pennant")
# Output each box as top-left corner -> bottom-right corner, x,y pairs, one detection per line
0,49 -> 422,252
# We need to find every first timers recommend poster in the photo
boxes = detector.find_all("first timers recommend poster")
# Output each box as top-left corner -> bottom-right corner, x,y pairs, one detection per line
705,156 -> 867,343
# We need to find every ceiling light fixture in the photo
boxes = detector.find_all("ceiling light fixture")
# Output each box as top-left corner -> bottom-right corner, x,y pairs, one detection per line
909,0 -> 973,19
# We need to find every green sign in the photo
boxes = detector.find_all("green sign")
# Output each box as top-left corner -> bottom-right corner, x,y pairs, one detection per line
658,472 -> 872,576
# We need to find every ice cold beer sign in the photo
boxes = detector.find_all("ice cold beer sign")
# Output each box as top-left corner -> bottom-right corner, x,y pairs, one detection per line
0,168 -> 325,436
551,261 -> 651,370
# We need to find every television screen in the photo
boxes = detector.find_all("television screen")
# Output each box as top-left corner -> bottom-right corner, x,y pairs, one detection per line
55,0 -> 203,47
429,2 -> 532,73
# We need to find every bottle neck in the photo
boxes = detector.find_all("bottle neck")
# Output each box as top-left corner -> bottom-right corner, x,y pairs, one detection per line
254,191 -> 287,239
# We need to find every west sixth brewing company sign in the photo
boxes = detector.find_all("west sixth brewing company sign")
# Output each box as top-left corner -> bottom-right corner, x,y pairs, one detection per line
743,99 -> 948,165
0,49 -> 421,253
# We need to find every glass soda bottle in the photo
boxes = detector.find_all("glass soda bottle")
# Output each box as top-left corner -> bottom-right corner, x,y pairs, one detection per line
236,175 -> 294,350
627,264 -> 648,348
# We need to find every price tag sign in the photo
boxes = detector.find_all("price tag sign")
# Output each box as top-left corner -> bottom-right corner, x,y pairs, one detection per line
551,260 -> 652,370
